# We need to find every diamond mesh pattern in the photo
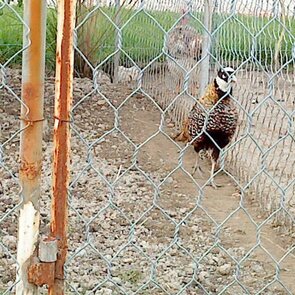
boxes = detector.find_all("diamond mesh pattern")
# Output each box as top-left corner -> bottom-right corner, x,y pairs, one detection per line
1,0 -> 295,294
67,0 -> 295,294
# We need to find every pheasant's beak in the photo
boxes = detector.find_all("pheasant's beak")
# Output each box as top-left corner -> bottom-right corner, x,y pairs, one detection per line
231,75 -> 237,83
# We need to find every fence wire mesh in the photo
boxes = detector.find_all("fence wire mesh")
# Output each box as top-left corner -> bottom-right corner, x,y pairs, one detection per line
1,0 -> 295,294
0,1 -> 27,292
68,0 -> 295,294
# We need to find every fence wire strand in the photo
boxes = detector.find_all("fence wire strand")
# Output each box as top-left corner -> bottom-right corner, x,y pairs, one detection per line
1,0 -> 295,294
67,0 -> 295,294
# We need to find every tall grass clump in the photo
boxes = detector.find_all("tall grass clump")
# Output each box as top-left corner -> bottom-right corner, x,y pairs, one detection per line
46,7 -> 58,70
73,0 -> 169,78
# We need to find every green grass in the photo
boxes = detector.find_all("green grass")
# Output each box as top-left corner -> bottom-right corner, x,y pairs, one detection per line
0,5 -> 294,72
212,13 -> 295,66
0,5 -> 57,67
118,268 -> 143,285
0,6 -> 23,65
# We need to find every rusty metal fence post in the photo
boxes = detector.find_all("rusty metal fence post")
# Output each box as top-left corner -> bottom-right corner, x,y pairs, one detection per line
49,0 -> 77,293
16,0 -> 47,294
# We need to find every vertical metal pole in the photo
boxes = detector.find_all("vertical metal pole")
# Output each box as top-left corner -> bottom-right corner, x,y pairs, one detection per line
49,0 -> 76,293
113,0 -> 121,84
199,0 -> 213,95
16,0 -> 47,294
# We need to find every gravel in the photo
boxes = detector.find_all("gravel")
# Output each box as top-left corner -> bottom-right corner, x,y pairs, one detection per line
0,68 -> 294,294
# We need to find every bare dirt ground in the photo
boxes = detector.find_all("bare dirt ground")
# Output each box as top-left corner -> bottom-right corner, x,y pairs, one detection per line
0,68 -> 294,294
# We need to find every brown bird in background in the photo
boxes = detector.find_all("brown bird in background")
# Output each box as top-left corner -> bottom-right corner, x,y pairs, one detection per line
174,67 -> 238,188
166,11 -> 202,95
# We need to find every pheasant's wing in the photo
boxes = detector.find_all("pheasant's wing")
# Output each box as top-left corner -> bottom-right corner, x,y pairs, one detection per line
187,103 -> 206,139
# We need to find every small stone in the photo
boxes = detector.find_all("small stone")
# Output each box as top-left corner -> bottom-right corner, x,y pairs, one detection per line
7,281 -> 14,288
122,257 -> 133,263
112,277 -> 121,285
75,248 -> 87,257
2,235 -> 17,250
166,177 -> 173,184
212,256 -> 219,264
208,259 -> 215,265
251,263 -> 264,273
217,257 -> 225,266
198,271 -> 208,282
2,199 -> 13,206
218,263 -> 231,275
97,100 -> 106,106
95,288 -> 112,295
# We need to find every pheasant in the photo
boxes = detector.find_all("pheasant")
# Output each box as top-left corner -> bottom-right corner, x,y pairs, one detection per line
174,67 -> 238,188
166,12 -> 202,95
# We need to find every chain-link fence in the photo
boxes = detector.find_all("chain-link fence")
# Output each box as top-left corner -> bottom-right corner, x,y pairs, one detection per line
0,0 -> 27,292
68,0 -> 295,294
1,0 -> 295,294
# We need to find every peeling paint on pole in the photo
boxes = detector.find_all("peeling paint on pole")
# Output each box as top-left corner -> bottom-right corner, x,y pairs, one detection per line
16,203 -> 40,294
16,0 -> 47,294
49,0 -> 77,293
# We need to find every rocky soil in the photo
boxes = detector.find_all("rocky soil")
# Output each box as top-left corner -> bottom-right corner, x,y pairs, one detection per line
0,68 -> 294,294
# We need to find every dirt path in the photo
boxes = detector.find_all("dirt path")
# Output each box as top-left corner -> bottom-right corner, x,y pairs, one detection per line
133,100 -> 295,294
1,70 -> 294,294
70,78 -> 295,293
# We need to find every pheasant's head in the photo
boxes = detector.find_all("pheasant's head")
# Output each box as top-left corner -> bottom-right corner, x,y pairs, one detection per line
216,67 -> 237,93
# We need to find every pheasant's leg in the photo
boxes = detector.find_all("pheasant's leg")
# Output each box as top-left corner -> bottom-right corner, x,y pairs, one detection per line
208,152 -> 222,189
192,152 -> 204,177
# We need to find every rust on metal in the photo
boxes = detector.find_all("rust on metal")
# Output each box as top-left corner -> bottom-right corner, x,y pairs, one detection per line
19,117 -> 45,124
17,0 -> 47,294
19,0 -> 46,198
28,262 -> 55,287
21,4 -> 45,121
43,235 -> 57,242
19,159 -> 42,180
49,0 -> 77,293
53,115 -> 72,123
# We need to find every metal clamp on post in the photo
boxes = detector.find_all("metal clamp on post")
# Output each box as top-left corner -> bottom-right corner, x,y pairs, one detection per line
28,236 -> 58,287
